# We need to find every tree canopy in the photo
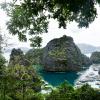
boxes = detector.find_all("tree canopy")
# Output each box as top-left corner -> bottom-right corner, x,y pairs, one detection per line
1,0 -> 100,47
0,34 -> 3,53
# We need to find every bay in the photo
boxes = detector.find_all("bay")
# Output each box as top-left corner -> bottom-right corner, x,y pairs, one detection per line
39,70 -> 79,86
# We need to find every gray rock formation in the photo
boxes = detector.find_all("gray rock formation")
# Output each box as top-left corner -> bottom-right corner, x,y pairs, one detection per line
42,35 -> 91,72
25,48 -> 43,65
90,52 -> 100,64
9,48 -> 31,67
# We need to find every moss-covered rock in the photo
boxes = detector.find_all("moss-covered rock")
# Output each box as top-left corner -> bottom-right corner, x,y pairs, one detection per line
9,48 -> 31,67
25,48 -> 43,65
42,35 -> 91,71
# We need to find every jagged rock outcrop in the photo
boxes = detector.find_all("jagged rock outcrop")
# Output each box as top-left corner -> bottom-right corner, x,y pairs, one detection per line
25,48 -> 43,65
90,52 -> 100,64
9,48 -> 31,66
42,35 -> 91,72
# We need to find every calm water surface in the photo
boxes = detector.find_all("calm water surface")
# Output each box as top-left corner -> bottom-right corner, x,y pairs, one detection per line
39,70 -> 79,86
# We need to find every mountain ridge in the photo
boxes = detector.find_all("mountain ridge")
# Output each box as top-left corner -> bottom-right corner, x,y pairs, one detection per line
77,43 -> 100,54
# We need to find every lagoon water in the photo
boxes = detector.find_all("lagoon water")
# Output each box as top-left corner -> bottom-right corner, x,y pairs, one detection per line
39,71 -> 79,86
39,64 -> 100,88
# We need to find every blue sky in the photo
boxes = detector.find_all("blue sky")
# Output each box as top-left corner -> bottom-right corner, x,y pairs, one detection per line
1,0 -> 100,49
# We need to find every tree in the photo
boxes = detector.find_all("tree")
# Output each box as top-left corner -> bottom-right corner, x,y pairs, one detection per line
0,34 -> 3,53
46,83 -> 100,100
1,0 -> 100,47
72,84 -> 100,100
0,33 -> 6,77
46,81 -> 74,100
0,64 -> 44,100
0,54 -> 6,74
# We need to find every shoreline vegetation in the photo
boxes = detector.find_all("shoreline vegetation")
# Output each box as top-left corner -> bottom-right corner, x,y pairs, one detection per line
0,51 -> 100,100
0,36 -> 100,99
1,0 -> 100,99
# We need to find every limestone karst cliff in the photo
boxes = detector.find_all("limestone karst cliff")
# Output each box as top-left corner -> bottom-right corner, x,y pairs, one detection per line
42,35 -> 91,71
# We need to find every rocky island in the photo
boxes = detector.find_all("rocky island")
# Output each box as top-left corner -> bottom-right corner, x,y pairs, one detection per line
90,51 -> 100,64
9,35 -> 92,72
9,48 -> 31,67
42,35 -> 91,72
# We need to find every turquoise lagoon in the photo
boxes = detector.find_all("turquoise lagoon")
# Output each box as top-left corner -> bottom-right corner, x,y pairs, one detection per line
39,71 -> 79,86
33,65 -> 80,86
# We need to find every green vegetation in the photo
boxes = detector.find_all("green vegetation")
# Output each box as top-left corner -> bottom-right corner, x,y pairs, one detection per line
0,54 -> 100,100
0,64 -> 44,100
0,34 -> 6,78
25,48 -> 43,65
0,1 -> 100,99
0,34 -> 3,53
46,81 -> 100,100
1,0 -> 100,47
49,48 -> 66,60
0,46 -> 99,100
0,45 -> 44,100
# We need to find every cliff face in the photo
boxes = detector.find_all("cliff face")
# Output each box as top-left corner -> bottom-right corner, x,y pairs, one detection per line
9,48 -> 31,67
42,35 -> 91,72
25,48 -> 43,65
90,52 -> 100,64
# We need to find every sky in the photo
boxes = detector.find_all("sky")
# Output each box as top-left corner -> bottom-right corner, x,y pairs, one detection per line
1,0 -> 100,50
